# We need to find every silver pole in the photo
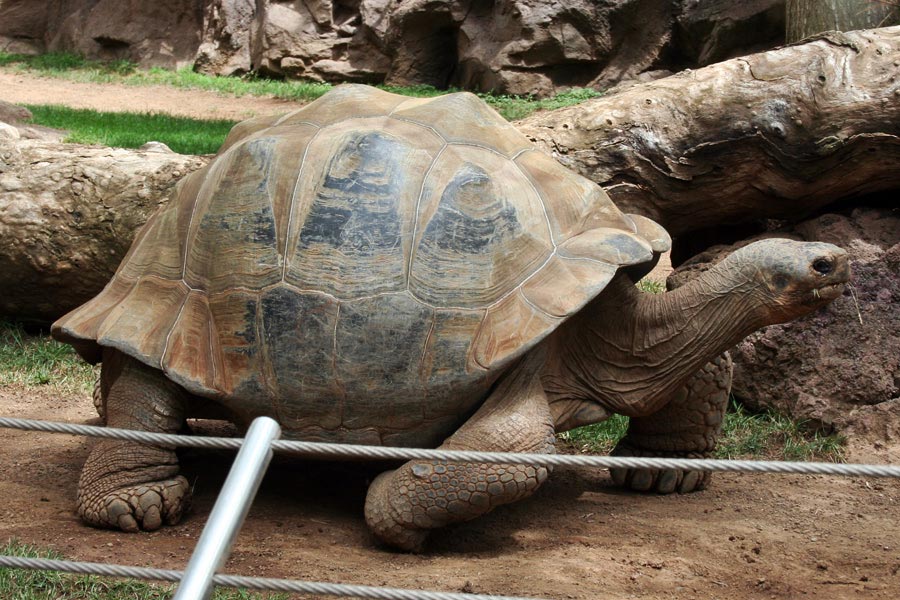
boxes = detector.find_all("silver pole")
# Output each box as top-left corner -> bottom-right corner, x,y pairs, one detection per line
173,416 -> 281,600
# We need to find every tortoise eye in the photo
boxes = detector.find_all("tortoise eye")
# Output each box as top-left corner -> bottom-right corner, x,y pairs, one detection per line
812,258 -> 833,275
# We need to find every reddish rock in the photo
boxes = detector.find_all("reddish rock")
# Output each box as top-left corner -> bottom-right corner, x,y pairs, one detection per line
1,0 -> 790,96
0,0 -> 49,54
249,0 -> 390,84
1,0 -> 204,68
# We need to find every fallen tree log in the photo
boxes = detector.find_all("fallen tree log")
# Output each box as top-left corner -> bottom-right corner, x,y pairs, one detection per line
2,27 -> 899,322
0,139 -> 208,321
517,25 -> 900,237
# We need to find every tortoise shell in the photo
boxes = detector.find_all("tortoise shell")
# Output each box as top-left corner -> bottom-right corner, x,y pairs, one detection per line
53,85 -> 670,446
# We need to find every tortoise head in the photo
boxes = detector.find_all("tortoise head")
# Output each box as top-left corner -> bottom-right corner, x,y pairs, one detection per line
727,238 -> 851,324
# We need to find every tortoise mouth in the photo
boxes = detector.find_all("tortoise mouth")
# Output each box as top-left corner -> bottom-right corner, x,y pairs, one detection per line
812,281 -> 846,302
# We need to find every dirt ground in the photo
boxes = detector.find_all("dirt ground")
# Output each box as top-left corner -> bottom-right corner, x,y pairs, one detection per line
1,70 -> 900,599
0,71 -> 300,121
1,385 -> 899,600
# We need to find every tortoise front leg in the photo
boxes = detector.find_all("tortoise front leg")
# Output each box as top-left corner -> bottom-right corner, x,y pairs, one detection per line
610,353 -> 731,493
77,349 -> 191,531
364,353 -> 555,552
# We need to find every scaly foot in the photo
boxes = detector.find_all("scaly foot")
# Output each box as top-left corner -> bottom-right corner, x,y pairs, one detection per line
78,476 -> 190,531
610,440 -> 711,494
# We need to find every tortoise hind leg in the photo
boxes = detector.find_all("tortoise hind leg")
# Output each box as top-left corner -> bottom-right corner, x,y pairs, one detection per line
610,353 -> 732,493
364,351 -> 555,552
77,349 -> 190,531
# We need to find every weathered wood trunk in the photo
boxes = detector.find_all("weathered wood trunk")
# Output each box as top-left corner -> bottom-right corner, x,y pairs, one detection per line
0,140 -> 208,322
2,27 -> 900,322
786,0 -> 899,42
517,26 -> 900,237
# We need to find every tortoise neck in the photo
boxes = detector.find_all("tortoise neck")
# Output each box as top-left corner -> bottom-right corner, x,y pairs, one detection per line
544,267 -> 765,429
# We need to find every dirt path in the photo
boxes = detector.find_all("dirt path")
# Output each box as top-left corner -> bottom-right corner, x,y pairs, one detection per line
0,70 -> 300,121
1,69 -> 899,599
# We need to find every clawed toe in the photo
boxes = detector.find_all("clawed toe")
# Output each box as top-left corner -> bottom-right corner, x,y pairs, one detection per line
610,442 -> 710,494
78,476 -> 190,532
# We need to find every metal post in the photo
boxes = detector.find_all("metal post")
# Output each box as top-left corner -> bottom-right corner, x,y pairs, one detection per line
173,416 -> 281,600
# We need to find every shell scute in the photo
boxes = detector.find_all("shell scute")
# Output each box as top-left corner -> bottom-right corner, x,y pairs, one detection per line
276,84 -> 408,128
471,291 -> 560,370
184,135 -> 283,293
392,92 -> 530,156
95,277 -> 189,368
162,292 -> 223,396
409,145 -> 552,308
284,118 -> 442,298
558,228 -> 654,266
116,202 -> 183,283
521,255 -> 618,318
335,293 -> 433,430
259,287 -> 342,430
208,290 -> 268,405
515,149 -> 636,240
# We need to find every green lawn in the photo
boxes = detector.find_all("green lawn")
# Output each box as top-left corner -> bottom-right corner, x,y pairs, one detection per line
0,51 -> 602,121
0,321 -> 94,394
0,540 -> 286,600
24,105 -> 236,155
558,400 -> 845,462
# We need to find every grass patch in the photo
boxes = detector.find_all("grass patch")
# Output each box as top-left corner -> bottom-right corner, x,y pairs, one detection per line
557,399 -> 845,462
636,279 -> 666,294
557,415 -> 630,455
0,539 -> 286,599
0,321 -> 94,394
24,105 -> 236,154
485,87 -> 603,121
0,51 -> 602,121
717,400 -> 845,462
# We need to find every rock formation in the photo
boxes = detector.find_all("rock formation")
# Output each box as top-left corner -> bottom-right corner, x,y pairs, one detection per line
1,0 -> 787,96
0,0 -> 204,69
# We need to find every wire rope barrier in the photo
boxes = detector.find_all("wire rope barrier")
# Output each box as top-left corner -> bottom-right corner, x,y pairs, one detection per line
1,416 -> 899,478
0,555 -> 539,600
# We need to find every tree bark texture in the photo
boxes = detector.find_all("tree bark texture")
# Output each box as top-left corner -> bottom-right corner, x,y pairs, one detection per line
517,26 -> 900,237
0,140 -> 208,322
786,0 -> 899,42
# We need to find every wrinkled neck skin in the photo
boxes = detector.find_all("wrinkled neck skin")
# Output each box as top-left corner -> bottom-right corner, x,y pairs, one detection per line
543,261 -> 767,432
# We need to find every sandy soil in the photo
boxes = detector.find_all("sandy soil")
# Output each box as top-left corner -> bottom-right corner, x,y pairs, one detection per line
1,70 -> 899,599
0,71 -> 300,121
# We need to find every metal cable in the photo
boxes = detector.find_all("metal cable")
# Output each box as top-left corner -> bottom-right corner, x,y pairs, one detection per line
0,556 -> 537,600
1,416 -> 899,478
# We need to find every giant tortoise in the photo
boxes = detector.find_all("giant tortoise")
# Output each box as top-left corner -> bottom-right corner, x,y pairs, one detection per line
52,84 -> 850,551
